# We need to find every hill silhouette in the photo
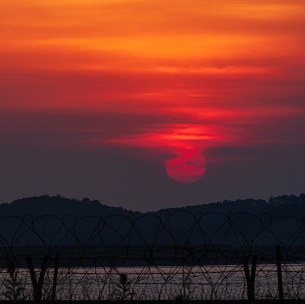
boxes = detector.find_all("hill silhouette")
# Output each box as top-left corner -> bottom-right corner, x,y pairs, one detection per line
0,193 -> 304,247
0,195 -> 133,217
2,193 -> 305,217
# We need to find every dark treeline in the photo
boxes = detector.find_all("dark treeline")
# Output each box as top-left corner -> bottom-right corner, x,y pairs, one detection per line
1,193 -> 305,217
0,193 -> 304,248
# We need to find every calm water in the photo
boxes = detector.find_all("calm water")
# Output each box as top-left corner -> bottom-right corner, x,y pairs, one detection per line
1,264 -> 304,300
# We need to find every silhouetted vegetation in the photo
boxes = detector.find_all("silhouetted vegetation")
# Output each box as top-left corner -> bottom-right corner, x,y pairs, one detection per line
111,273 -> 135,300
2,260 -> 26,300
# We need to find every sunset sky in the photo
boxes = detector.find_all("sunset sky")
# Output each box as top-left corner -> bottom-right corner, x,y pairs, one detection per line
1,0 -> 305,211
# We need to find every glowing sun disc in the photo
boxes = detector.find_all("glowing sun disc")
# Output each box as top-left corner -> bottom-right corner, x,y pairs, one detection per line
165,147 -> 206,183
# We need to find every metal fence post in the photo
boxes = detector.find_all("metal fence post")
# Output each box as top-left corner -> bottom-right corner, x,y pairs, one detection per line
276,245 -> 284,300
243,255 -> 257,301
51,253 -> 60,301
27,255 -> 49,301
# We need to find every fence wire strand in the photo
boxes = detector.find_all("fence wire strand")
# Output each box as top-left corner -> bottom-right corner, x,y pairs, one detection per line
0,211 -> 304,300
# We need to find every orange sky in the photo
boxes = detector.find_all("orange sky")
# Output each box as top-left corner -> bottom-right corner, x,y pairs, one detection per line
1,0 -> 305,208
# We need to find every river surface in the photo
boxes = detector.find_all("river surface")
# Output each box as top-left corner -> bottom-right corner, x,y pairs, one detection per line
1,264 -> 304,300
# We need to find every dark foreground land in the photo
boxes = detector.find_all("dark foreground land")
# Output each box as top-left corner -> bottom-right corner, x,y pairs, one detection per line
0,301 -> 305,303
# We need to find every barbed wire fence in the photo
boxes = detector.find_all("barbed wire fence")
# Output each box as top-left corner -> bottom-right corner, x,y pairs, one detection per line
0,211 -> 305,300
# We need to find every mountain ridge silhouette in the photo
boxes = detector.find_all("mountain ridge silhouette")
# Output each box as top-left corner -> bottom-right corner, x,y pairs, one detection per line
0,193 -> 304,247
2,193 -> 304,216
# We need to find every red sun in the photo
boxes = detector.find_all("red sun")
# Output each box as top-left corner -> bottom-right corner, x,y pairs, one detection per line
165,146 -> 206,183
